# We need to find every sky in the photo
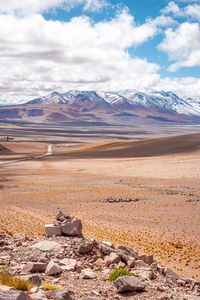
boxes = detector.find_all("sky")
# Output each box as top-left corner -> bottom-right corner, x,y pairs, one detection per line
0,0 -> 200,104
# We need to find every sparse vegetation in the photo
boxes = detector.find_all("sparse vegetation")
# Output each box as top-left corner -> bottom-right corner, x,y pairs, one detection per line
0,271 -> 33,291
42,283 -> 63,290
109,268 -> 134,282
0,266 -> 8,270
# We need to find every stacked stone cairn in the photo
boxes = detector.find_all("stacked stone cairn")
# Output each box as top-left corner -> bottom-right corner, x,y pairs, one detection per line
45,211 -> 83,237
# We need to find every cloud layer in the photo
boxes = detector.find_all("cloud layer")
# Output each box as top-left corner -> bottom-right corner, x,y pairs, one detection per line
0,0 -> 199,102
0,0 -> 109,15
159,22 -> 200,71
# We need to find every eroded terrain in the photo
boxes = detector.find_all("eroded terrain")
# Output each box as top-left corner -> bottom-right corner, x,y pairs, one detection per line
0,123 -> 200,280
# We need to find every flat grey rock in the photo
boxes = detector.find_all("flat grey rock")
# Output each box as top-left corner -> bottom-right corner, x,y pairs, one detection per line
0,290 -> 30,300
114,275 -> 146,293
52,289 -> 73,300
21,274 -> 41,286
30,240 -> 62,251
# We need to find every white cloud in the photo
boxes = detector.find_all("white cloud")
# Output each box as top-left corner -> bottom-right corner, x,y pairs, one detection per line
0,0 -> 109,16
162,1 -> 200,21
0,11 -> 165,102
158,77 -> 200,100
161,2 -> 180,15
185,4 -> 200,20
83,0 -> 109,12
0,3 -> 199,102
159,22 -> 200,71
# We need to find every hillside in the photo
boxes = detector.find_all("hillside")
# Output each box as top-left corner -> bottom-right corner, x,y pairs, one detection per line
0,90 -> 199,125
53,133 -> 200,159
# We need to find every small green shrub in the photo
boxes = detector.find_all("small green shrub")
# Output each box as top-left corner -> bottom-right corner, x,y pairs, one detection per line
0,266 -> 8,270
0,271 -> 33,291
108,268 -> 135,282
42,283 -> 63,290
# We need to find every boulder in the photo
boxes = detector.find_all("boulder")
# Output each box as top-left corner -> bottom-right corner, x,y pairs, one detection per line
104,252 -> 120,266
117,246 -> 138,259
81,269 -> 97,279
138,253 -> 154,265
30,241 -> 62,252
134,260 -> 149,268
133,269 -> 154,280
45,224 -> 61,237
45,261 -> 62,276
138,253 -> 149,264
99,244 -> 112,256
114,276 -> 146,293
23,262 -> 46,273
78,239 -> 94,254
59,258 -> 77,271
93,258 -> 105,268
117,250 -> 129,263
52,289 -> 73,300
0,290 -> 30,300
61,219 -> 82,236
21,274 -> 41,286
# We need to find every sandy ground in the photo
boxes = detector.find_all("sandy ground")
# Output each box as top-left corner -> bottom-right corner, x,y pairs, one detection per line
0,129 -> 200,281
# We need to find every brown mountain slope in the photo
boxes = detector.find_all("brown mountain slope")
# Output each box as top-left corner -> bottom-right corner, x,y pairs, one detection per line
55,133 -> 200,159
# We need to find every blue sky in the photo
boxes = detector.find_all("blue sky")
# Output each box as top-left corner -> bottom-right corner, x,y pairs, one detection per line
0,0 -> 199,103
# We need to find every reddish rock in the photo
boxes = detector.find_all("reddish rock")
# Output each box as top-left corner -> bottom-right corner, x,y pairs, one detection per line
134,260 -> 149,268
104,252 -> 120,266
23,262 -> 46,273
45,260 -> 62,276
61,219 -> 82,236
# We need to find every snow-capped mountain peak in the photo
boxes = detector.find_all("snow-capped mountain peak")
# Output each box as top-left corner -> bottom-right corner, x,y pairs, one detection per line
24,89 -> 200,117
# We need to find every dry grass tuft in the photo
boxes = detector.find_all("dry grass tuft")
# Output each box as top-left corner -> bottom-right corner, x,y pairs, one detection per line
0,271 -> 33,291
42,283 -> 63,290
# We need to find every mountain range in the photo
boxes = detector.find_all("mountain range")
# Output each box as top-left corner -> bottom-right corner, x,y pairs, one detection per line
0,90 -> 200,125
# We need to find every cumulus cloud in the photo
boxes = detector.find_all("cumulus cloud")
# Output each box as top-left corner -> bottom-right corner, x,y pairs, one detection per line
185,4 -> 200,20
159,22 -> 200,71
0,0 -> 109,16
162,1 -> 200,21
0,10 -> 166,102
161,2 -> 180,15
0,1 -> 199,102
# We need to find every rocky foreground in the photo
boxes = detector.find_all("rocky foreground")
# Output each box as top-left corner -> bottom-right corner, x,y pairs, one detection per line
0,212 -> 200,300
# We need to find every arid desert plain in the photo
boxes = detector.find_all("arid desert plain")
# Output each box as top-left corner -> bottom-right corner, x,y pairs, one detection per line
0,123 -> 200,281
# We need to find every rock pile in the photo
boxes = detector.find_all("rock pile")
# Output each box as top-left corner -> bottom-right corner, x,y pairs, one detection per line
0,211 -> 199,300
101,198 -> 139,203
45,211 -> 83,238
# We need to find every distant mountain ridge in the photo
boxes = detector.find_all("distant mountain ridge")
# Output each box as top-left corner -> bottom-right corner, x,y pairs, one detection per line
26,90 -> 200,116
0,90 -> 200,125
